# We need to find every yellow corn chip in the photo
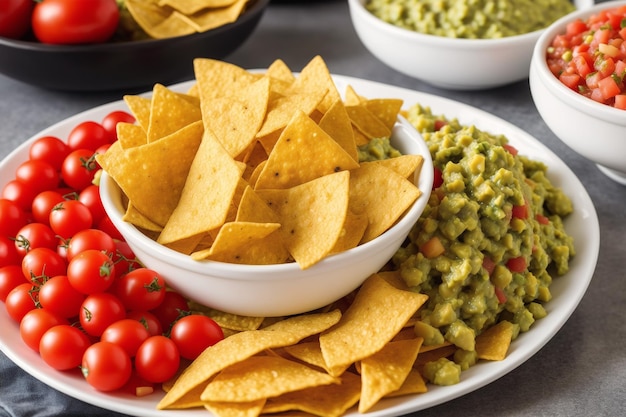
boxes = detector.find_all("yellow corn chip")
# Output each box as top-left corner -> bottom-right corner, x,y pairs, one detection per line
255,110 -> 359,190
255,171 -> 350,269
475,320 -> 515,361
147,84 -> 202,142
201,355 -> 339,402
319,273 -> 428,376
359,338 -> 423,413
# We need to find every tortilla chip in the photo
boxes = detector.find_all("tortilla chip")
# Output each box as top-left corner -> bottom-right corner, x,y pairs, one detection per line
475,320 -> 515,361
319,273 -> 428,376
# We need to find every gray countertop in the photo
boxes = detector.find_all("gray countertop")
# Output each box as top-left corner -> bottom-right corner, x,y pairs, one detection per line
1,1 -> 625,416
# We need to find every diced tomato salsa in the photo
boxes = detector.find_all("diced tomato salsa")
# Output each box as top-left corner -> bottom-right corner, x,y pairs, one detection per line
546,5 -> 626,110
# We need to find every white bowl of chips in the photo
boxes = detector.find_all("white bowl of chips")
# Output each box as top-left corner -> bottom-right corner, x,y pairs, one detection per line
100,119 -> 433,317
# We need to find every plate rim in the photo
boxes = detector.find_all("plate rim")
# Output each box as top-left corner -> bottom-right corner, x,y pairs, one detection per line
0,74 -> 600,417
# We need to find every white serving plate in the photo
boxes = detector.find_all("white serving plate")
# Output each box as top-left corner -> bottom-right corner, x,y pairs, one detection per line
0,75 -> 600,417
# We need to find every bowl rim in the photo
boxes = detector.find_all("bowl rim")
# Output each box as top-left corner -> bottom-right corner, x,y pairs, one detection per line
531,0 -> 626,123
348,0 -> 592,47
100,115 -> 434,278
0,0 -> 269,52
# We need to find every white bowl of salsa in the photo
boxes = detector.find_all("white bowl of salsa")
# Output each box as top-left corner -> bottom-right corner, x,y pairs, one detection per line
530,0 -> 626,183
348,0 -> 592,90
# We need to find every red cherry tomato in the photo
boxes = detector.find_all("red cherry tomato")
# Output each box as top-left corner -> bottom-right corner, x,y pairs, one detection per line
19,308 -> 67,352
169,314 -> 224,360
78,185 -> 106,225
14,223 -> 58,256
150,290 -> 190,331
67,121 -> 114,151
67,249 -> 115,295
0,0 -> 34,39
21,247 -> 66,284
31,0 -> 120,45
126,310 -> 163,337
0,199 -> 29,237
114,268 -> 166,311
66,229 -> 116,261
49,200 -> 93,238
38,275 -> 86,318
100,318 -> 150,358
5,282 -> 38,323
134,335 -> 180,383
101,111 -> 136,141
79,292 -> 125,337
0,265 -> 27,302
61,149 -> 99,191
31,190 -> 66,225
28,136 -> 71,171
40,324 -> 91,371
81,341 -> 132,392
1,179 -> 38,212
15,160 -> 60,196
0,235 -> 22,269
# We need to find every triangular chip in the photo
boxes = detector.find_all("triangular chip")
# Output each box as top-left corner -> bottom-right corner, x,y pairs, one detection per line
116,122 -> 147,149
201,355 -> 339,403
349,162 -> 421,243
123,94 -> 151,132
193,58 -> 260,102
255,171 -> 350,269
147,83 -> 202,142
319,273 -> 428,376
97,120 -> 204,227
201,76 -> 270,158
364,98 -> 404,130
157,310 -> 341,409
475,320 -> 515,361
318,99 -> 358,162
179,0 -> 247,32
255,110 -> 359,190
289,55 -> 341,114
359,338 -> 423,413
346,104 -> 391,139
157,129 -> 244,244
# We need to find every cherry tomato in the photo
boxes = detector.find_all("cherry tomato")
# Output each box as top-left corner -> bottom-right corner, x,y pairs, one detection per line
0,0 -> 34,39
49,200 -> 93,238
79,292 -> 125,337
14,223 -> 58,256
169,314 -> 224,360
114,268 -> 165,311
38,275 -> 85,318
150,290 -> 190,332
67,249 -> 115,294
81,341 -> 132,392
78,185 -> 106,225
67,121 -> 114,151
66,229 -> 116,261
31,0 -> 120,45
0,235 -> 22,269
5,282 -> 38,323
126,310 -> 163,337
101,111 -> 136,141
15,159 -> 60,195
101,318 -> 150,357
96,214 -> 124,241
40,324 -> 91,371
21,247 -> 66,284
31,190 -> 66,225
0,265 -> 27,302
19,308 -> 67,352
0,199 -> 28,237
1,179 -> 38,211
134,335 -> 180,383
28,135 -> 71,171
111,240 -> 142,278
61,149 -> 99,191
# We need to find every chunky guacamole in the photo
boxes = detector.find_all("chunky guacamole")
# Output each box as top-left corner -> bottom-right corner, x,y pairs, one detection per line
365,0 -> 576,39
390,104 -> 574,383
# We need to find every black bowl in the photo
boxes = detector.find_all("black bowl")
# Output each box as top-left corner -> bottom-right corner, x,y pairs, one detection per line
0,0 -> 269,92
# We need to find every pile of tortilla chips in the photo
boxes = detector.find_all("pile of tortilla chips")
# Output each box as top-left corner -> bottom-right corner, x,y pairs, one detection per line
155,272 -> 515,416
124,0 -> 252,39
97,56 -> 424,269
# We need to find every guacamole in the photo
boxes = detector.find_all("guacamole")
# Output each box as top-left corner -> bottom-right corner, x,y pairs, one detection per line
391,104 -> 574,377
365,0 -> 576,39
